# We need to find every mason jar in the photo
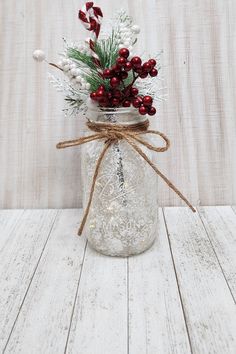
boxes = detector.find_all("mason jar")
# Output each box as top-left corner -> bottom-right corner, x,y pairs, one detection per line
81,105 -> 158,256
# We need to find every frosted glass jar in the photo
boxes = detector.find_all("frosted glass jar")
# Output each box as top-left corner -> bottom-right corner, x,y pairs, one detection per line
81,106 -> 158,257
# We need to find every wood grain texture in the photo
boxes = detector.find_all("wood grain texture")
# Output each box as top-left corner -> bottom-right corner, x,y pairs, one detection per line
128,211 -> 191,354
0,0 -> 236,208
198,206 -> 236,301
0,210 -> 24,250
0,209 -> 57,352
5,210 -> 87,354
0,207 -> 236,353
163,207 -> 236,354
66,244 -> 128,354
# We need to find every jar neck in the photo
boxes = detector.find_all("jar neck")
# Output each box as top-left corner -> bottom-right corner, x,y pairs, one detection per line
86,105 -> 147,125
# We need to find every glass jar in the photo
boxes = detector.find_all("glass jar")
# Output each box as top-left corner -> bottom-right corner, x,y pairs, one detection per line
81,105 -> 158,256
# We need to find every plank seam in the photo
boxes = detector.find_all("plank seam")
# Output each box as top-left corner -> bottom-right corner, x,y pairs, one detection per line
64,240 -> 88,354
2,210 -> 59,353
197,207 -> 236,304
162,208 -> 194,354
231,205 -> 236,215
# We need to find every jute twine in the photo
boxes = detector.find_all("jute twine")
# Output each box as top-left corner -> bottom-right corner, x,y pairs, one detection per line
57,119 -> 196,236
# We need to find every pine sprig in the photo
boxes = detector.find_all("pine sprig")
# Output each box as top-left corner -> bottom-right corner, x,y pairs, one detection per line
67,48 -> 97,70
94,30 -> 118,69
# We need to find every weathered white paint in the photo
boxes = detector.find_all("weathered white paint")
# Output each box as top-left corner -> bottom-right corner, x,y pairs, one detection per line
5,210 -> 86,354
163,207 -> 236,354
0,207 -> 236,353
198,206 -> 236,301
0,210 -> 24,250
128,211 -> 191,354
0,0 -> 236,208
0,209 -> 57,352
66,244 -> 128,354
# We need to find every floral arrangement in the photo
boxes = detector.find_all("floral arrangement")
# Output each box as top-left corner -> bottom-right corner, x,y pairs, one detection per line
33,2 -> 164,117
33,2 -> 196,239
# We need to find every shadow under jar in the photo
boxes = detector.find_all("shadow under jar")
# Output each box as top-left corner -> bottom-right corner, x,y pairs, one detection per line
81,106 -> 158,257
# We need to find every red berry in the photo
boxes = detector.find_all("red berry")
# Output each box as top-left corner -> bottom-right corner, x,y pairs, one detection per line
134,65 -> 142,73
143,95 -> 153,106
96,89 -> 105,98
99,98 -> 109,107
90,92 -> 97,100
149,59 -> 156,67
131,87 -> 139,96
112,98 -> 120,106
139,105 -> 147,115
110,77 -> 120,87
113,89 -> 122,98
119,48 -> 130,58
131,56 -> 142,67
116,57 -> 127,67
132,98 -> 141,108
137,96 -> 143,103
123,100 -> 131,107
107,92 -> 113,99
148,106 -> 156,116
124,62 -> 132,71
139,72 -> 148,78
103,69 -> 112,78
149,68 -> 158,77
142,62 -> 152,72
112,65 -> 121,73
98,84 -> 105,91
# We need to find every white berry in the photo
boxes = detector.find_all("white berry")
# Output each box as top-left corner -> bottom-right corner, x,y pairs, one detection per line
32,49 -> 46,62
124,39 -> 131,46
85,83 -> 91,90
67,71 -> 73,79
70,68 -> 78,76
63,64 -> 70,72
132,25 -> 140,34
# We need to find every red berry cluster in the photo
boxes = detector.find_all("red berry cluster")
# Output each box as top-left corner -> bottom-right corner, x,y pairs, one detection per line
90,48 -> 158,116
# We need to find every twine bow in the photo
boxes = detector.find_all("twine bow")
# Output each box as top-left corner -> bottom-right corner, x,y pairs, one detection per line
57,119 -> 196,236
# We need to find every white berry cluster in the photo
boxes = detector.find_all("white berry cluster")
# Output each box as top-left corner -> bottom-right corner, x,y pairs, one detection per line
117,23 -> 140,58
58,58 -> 90,90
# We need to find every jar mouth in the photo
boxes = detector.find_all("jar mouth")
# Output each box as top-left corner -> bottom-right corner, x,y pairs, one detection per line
86,100 -> 147,125
88,105 -> 136,115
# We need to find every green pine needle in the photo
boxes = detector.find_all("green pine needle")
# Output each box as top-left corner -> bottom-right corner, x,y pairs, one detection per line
94,30 -> 119,69
67,48 -> 97,70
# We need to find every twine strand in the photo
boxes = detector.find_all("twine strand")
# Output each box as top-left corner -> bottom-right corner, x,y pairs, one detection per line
56,119 -> 196,235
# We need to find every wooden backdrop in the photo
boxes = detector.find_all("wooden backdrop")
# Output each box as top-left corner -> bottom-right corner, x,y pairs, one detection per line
0,0 -> 236,208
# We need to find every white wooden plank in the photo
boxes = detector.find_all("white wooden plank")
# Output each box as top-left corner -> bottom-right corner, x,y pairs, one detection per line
66,244 -> 128,354
164,207 -> 236,354
4,209 -> 87,354
0,210 -> 24,250
0,209 -> 57,352
128,210 -> 191,354
198,206 -> 236,301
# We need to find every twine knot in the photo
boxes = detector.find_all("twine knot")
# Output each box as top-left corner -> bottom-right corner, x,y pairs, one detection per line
57,119 -> 196,235
103,129 -> 123,142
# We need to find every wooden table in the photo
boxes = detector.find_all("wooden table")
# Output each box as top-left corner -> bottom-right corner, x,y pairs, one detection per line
0,207 -> 236,354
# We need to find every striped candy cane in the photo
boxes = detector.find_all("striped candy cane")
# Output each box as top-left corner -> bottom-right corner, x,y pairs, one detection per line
79,2 -> 103,70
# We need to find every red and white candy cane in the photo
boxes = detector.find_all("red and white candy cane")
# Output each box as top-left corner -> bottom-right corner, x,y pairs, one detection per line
79,2 -> 103,70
